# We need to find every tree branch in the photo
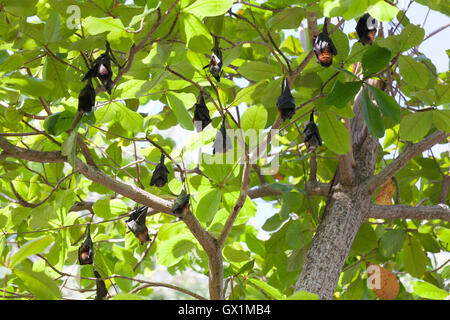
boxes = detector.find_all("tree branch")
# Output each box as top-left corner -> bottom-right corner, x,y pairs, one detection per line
368,204 -> 450,222
365,131 -> 449,195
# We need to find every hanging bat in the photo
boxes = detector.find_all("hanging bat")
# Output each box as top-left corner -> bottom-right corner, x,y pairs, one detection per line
356,13 -> 378,45
150,154 -> 170,188
304,111 -> 322,153
125,206 -> 150,244
192,91 -> 211,131
313,19 -> 338,67
82,42 -> 114,94
172,190 -> 190,216
203,36 -> 223,82
77,78 -> 96,114
213,116 -> 232,154
78,224 -> 94,265
277,78 -> 296,121
93,268 -> 108,300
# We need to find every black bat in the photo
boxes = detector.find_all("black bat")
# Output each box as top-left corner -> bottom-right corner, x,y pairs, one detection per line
277,78 -> 296,121
150,154 -> 170,188
172,190 -> 190,216
356,13 -> 377,45
77,78 -> 96,113
125,206 -> 150,244
78,224 -> 94,265
82,42 -> 114,94
93,269 -> 108,300
192,91 -> 211,131
304,111 -> 322,153
313,19 -> 338,67
203,36 -> 223,82
212,116 -> 232,154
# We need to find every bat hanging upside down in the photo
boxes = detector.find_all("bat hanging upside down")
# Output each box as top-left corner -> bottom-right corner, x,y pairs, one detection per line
356,13 -> 378,45
313,19 -> 338,67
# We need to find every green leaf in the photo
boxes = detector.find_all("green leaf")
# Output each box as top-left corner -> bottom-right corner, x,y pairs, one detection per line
14,267 -> 61,300
367,84 -> 401,123
285,290 -> 319,300
115,102 -> 144,133
92,198 -> 128,219
245,232 -> 265,257
362,44 -> 391,78
403,237 -> 427,278
113,293 -> 148,300
432,110 -> 450,132
44,111 -> 75,136
378,24 -> 425,53
180,12 -> 213,54
247,278 -> 285,300
223,245 -> 250,263
229,81 -> 265,107
61,130 -> 78,167
379,230 -> 406,257
351,223 -> 377,254
43,12 -> 61,44
317,110 -> 350,154
238,62 -> 281,82
241,105 -> 267,131
326,81 -> 361,109
9,235 -> 53,268
184,0 -> 233,19
195,189 -> 221,225
157,233 -> 195,267
362,88 -> 385,138
83,17 -> 125,35
0,54 -> 24,73
398,55 -> 429,89
399,112 -> 433,141
412,281 -> 450,300
435,227 -> 450,244
268,7 -> 305,30
281,36 -> 304,56
262,214 -> 283,232
166,92 -> 195,131
368,0 -> 400,22
2,75 -> 54,97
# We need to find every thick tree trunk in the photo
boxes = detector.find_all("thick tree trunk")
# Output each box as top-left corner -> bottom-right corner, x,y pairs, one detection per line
295,88 -> 379,299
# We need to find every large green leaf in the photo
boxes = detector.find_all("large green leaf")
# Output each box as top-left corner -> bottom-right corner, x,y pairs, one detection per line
241,105 -> 268,131
367,84 -> 400,123
9,235 -> 53,268
378,24 -> 425,53
238,62 -> 281,81
326,81 -> 361,109
14,267 -> 61,300
412,281 -> 449,300
362,88 -> 385,138
399,112 -> 433,141
157,233 -> 195,267
398,55 -> 429,89
92,198 -> 128,219
166,92 -> 195,131
317,110 -> 350,154
184,0 -> 233,19
403,237 -> 427,278
379,230 -> 406,257
362,45 -> 391,78
368,0 -> 399,21
195,189 -> 221,225
351,223 -> 377,254
43,12 -> 61,44
180,12 -> 213,54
